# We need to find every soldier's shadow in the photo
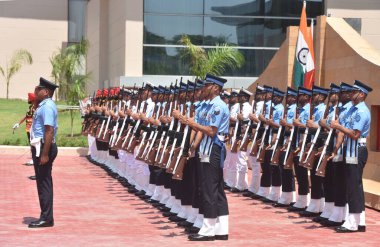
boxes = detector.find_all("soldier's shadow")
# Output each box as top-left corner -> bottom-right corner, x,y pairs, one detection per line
22,217 -> 39,225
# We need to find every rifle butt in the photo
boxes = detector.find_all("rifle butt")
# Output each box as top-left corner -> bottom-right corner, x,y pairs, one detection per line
172,156 -> 188,180
315,155 -> 329,177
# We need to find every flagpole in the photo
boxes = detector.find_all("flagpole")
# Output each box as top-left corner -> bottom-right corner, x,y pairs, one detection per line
311,19 -> 314,40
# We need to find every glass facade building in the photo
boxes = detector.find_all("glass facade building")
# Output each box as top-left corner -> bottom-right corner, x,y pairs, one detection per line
143,0 -> 324,77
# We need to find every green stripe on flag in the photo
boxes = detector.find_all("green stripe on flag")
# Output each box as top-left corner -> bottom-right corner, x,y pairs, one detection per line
293,57 -> 305,89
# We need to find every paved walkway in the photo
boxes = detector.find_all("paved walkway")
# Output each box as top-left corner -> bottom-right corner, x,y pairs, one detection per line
1,152 -> 379,247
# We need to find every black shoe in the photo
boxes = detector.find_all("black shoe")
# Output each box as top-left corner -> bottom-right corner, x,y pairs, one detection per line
335,226 -> 358,233
139,195 -> 151,200
146,199 -> 159,204
128,187 -> 138,193
28,220 -> 54,228
272,202 -> 291,208
242,191 -> 254,197
230,188 -> 247,193
157,206 -> 170,212
169,215 -> 185,222
320,220 -> 343,227
312,216 -> 328,223
24,162 -> 34,166
153,203 -> 166,208
185,226 -> 200,234
358,225 -> 366,232
287,205 -> 307,212
135,190 -> 146,196
215,234 -> 229,240
177,221 -> 193,227
261,198 -> 276,203
162,211 -> 176,217
188,234 -> 215,241
299,211 -> 321,217
28,176 -> 36,180
250,194 -> 263,200
224,184 -> 231,190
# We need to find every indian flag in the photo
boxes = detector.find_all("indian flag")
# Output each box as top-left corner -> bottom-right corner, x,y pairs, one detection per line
293,1 -> 315,89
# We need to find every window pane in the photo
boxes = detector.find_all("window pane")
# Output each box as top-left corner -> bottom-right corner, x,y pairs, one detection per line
204,17 -> 264,46
144,15 -> 203,45
264,18 -> 299,47
144,0 -> 203,14
144,46 -> 277,77
144,47 -> 190,75
223,49 -> 276,77
265,0 -> 324,18
68,0 -> 86,43
205,0 -> 264,16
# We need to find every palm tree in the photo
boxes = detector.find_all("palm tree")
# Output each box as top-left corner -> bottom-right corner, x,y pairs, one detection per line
0,49 -> 33,99
179,35 -> 245,79
50,39 -> 91,137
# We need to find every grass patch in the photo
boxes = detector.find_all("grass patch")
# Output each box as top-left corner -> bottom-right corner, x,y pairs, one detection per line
0,99 -> 87,147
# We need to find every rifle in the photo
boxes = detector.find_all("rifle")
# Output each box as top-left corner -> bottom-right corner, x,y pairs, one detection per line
270,90 -> 287,165
166,79 -> 188,173
146,85 -> 170,165
315,87 -> 341,177
230,90 -> 242,153
249,87 -> 267,157
257,88 -> 274,162
283,89 -> 301,170
126,83 -> 148,153
240,84 -> 258,152
298,89 -> 314,162
301,87 -> 331,169
157,79 -> 181,167
138,89 -> 163,161
172,81 -> 197,180
113,84 -> 135,148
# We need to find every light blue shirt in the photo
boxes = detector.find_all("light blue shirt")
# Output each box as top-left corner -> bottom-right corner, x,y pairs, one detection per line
199,96 -> 229,156
32,98 -> 58,139
208,96 -> 229,134
346,102 -> 371,137
286,103 -> 296,124
344,101 -> 371,163
298,103 -> 310,124
264,100 -> 272,119
339,101 -> 353,126
272,103 -> 284,125
313,102 -> 326,123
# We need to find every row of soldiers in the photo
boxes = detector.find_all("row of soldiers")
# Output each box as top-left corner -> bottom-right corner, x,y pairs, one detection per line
82,76 -> 371,240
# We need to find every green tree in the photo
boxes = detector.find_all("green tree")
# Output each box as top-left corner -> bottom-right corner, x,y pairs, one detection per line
0,49 -> 33,99
179,35 -> 245,78
50,40 -> 90,137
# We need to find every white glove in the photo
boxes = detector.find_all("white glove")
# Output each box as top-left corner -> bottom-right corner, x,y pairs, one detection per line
13,123 -> 20,129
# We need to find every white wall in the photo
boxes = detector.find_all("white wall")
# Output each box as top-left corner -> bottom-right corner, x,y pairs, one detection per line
0,0 -> 68,99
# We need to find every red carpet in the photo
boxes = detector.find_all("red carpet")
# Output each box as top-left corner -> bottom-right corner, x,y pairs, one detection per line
0,154 -> 379,246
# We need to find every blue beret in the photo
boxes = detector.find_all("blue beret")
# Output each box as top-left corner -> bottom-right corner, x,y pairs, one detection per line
273,88 -> 285,97
38,77 -> 59,92
312,85 -> 329,96
340,82 -> 353,92
353,80 -> 372,94
287,87 -> 297,97
298,86 -> 312,96
204,74 -> 227,87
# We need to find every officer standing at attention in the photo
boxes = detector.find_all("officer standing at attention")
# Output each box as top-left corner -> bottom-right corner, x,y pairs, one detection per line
28,77 -> 59,228
330,80 -> 372,233
186,74 -> 229,241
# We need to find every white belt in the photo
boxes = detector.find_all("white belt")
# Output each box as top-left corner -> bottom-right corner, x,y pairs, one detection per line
217,135 -> 225,142
30,138 -> 42,157
358,138 -> 366,144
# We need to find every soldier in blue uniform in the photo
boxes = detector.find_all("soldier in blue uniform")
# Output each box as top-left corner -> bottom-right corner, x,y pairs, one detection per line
330,80 -> 372,233
186,74 -> 229,241
28,77 -> 59,228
